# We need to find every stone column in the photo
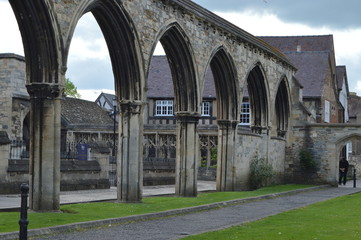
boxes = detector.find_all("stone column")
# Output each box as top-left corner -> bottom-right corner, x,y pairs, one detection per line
175,112 -> 200,197
26,84 -> 61,211
216,120 -> 238,192
117,100 -> 145,203
261,127 -> 270,161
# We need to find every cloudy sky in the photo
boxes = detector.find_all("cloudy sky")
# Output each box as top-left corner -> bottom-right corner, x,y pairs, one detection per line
0,0 -> 360,101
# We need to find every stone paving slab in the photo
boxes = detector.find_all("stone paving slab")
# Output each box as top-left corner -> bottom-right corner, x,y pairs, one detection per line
1,185 -> 360,240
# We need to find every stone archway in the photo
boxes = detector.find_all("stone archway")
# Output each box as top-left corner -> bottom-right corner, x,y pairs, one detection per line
274,77 -> 290,138
3,0 -> 298,210
10,0 -> 63,211
246,63 -> 269,134
206,46 -> 239,191
336,134 -> 361,186
151,22 -> 200,197
84,0 -> 145,203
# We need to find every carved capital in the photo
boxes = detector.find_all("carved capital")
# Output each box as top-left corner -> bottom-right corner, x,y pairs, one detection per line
217,120 -> 238,130
26,83 -> 62,100
118,100 -> 145,115
277,129 -> 287,138
251,125 -> 269,135
175,111 -> 201,123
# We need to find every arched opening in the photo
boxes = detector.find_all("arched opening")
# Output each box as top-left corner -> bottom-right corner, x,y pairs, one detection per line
198,67 -> 218,172
143,44 -> 177,186
67,12 -> 113,100
9,0 -> 60,85
63,0 -> 144,202
65,12 -> 116,186
275,78 -> 290,138
246,64 -> 268,134
157,24 -> 198,112
209,48 -> 239,120
206,47 -> 239,191
147,22 -> 199,197
336,135 -> 361,187
7,0 -> 63,211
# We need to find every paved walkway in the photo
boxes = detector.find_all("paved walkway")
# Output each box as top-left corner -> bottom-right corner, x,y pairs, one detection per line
1,182 -> 361,240
33,187 -> 361,240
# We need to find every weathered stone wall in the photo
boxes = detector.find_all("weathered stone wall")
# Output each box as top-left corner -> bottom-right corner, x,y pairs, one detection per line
287,124 -> 361,185
234,128 -> 264,190
270,137 -> 286,179
349,155 -> 361,178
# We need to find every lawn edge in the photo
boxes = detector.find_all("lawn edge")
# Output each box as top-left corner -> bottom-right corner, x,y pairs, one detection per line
0,185 -> 330,240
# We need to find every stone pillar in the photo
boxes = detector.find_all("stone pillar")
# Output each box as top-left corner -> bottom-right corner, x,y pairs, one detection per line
117,100 -> 144,203
216,120 -> 238,191
175,112 -> 200,197
26,84 -> 61,211
261,127 -> 270,161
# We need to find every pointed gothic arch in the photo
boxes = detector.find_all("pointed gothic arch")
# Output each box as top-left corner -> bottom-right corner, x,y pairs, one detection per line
154,22 -> 199,113
65,0 -> 144,101
9,0 -> 61,85
207,46 -> 239,120
275,77 -> 290,137
205,46 -> 239,191
246,63 -> 269,133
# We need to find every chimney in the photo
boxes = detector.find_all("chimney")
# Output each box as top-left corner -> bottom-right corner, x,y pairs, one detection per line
297,45 -> 301,52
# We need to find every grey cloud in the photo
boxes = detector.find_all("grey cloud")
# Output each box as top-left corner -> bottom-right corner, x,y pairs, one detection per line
193,0 -> 361,30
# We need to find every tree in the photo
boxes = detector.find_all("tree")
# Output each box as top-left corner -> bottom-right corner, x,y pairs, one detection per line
64,78 -> 81,98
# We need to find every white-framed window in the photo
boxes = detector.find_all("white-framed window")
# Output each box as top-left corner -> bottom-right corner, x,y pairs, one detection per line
239,102 -> 251,126
155,100 -> 174,116
324,100 -> 330,123
201,101 -> 211,116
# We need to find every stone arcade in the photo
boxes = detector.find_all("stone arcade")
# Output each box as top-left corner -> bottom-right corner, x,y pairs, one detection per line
4,0 -> 356,211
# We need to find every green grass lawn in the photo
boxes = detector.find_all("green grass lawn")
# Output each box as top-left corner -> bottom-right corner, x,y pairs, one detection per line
183,191 -> 361,240
0,184 -> 311,233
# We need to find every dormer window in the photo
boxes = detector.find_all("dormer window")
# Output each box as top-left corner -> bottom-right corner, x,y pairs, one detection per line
155,100 -> 174,116
201,101 -> 211,116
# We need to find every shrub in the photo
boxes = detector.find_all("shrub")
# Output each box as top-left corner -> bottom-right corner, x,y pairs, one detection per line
299,149 -> 317,170
249,154 -> 273,190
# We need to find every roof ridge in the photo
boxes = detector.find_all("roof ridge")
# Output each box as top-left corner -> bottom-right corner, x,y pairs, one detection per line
258,34 -> 333,38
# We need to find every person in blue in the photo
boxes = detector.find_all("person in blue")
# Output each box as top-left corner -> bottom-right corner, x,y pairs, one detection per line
339,157 -> 349,185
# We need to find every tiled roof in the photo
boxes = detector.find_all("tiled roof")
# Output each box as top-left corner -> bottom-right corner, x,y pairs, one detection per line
99,92 -> 115,103
260,35 -> 335,98
259,35 -> 334,53
284,51 -> 329,97
61,97 -> 114,128
147,56 -> 216,98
